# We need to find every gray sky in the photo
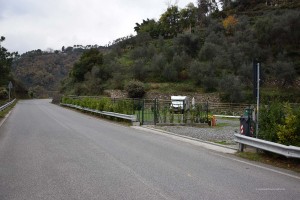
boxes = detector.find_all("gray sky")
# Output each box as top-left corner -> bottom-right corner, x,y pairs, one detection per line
0,0 -> 195,54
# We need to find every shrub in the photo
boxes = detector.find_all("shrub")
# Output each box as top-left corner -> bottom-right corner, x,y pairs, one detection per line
114,99 -> 134,114
259,101 -> 283,142
219,75 -> 244,103
0,87 -> 8,99
125,80 -> 146,98
277,103 -> 300,146
97,97 -> 111,111
259,101 -> 300,147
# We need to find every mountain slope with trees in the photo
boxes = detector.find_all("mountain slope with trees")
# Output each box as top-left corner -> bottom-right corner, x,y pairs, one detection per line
12,0 -> 300,102
12,48 -> 83,97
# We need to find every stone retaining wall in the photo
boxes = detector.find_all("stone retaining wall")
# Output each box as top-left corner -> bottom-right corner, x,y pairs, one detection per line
104,90 -> 221,103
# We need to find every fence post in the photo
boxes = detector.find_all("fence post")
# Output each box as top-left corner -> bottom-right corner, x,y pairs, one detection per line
154,98 -> 157,125
142,99 -> 145,125
132,98 -> 135,115
206,101 -> 209,122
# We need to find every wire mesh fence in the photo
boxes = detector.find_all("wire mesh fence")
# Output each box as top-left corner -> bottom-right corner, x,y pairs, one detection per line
63,96 -> 253,125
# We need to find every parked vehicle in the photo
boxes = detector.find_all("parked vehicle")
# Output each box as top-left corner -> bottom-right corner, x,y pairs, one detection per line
170,96 -> 189,113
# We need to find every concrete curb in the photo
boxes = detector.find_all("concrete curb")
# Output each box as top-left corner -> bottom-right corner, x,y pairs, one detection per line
132,126 -> 238,154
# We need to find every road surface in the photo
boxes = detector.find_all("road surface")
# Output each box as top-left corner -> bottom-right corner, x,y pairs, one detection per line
0,99 -> 299,200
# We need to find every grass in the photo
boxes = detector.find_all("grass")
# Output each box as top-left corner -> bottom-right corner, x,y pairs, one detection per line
214,141 -> 229,145
236,151 -> 300,173
0,100 -> 18,118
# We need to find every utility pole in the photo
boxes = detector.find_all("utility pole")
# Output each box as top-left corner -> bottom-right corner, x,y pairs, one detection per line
256,63 -> 260,138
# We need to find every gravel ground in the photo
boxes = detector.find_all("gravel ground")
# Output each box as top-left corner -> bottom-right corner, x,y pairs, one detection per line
145,118 -> 240,146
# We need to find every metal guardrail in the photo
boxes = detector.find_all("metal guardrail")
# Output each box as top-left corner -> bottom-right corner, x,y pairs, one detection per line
60,103 -> 137,122
0,99 -> 16,112
234,134 -> 300,158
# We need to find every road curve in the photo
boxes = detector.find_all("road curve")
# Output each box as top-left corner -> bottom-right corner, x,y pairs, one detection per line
0,99 -> 299,200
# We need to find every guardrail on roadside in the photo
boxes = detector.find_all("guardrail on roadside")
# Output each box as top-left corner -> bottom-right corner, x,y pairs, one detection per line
234,134 -> 300,159
0,99 -> 16,112
60,103 -> 137,122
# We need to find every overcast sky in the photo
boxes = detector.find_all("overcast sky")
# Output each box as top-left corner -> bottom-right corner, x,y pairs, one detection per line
0,0 -> 195,54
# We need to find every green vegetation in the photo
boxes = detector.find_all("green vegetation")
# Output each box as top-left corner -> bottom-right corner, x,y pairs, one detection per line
12,48 -> 83,97
60,48 -> 110,96
62,97 -> 134,115
214,141 -> 229,145
0,37 -> 27,100
259,101 -> 300,146
0,36 -> 14,87
60,1 -> 299,103
125,80 -> 146,98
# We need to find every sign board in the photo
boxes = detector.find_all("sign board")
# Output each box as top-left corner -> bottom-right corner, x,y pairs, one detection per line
8,81 -> 13,101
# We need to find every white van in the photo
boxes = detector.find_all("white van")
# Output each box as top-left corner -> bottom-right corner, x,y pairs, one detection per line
170,96 -> 189,113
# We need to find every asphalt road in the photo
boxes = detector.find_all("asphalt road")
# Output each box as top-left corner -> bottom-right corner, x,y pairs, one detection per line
0,99 -> 299,200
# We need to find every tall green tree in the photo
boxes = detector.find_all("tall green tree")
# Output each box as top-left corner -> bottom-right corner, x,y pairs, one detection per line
159,5 -> 181,38
0,36 -> 17,86
180,3 -> 198,32
71,48 -> 104,82
134,19 -> 160,39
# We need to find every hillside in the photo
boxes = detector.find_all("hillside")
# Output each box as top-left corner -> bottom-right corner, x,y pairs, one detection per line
12,49 -> 83,97
12,1 -> 300,102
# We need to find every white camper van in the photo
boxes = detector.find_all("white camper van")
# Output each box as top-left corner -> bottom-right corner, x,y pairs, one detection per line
170,96 -> 189,113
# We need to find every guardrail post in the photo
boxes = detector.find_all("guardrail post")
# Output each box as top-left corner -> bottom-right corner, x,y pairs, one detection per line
238,143 -> 244,152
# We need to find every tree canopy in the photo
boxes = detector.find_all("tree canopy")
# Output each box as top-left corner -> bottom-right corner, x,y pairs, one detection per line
0,36 -> 17,86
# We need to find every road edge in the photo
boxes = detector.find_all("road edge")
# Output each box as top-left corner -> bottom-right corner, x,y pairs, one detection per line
0,110 -> 13,128
132,126 -> 237,154
132,126 -> 300,179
